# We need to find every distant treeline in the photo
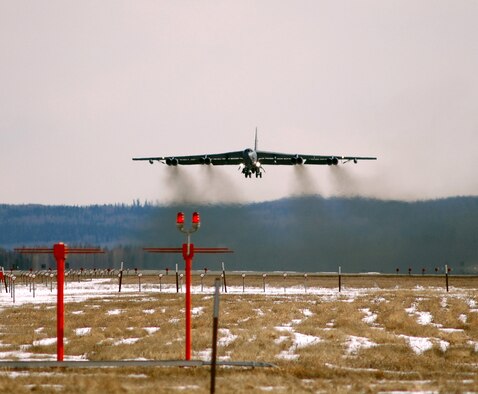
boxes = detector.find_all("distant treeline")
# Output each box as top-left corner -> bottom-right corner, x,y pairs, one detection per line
1,196 -> 477,273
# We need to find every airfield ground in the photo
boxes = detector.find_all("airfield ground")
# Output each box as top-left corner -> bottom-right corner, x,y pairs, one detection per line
0,272 -> 477,393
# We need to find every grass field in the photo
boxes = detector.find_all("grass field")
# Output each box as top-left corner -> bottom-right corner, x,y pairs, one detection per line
0,272 -> 477,393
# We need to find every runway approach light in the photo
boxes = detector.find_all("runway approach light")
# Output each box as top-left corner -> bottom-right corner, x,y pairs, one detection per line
176,212 -> 185,230
176,212 -> 200,233
192,212 -> 200,231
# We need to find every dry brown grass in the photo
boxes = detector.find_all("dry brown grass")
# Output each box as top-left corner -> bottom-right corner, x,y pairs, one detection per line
0,274 -> 477,392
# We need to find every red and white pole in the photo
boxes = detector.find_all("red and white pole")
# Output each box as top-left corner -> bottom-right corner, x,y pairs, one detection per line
53,243 -> 66,362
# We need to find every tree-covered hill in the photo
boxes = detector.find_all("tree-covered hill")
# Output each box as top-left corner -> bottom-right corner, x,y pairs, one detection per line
1,197 -> 477,273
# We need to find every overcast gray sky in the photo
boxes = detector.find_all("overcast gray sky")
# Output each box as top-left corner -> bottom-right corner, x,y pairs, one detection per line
1,1 -> 477,205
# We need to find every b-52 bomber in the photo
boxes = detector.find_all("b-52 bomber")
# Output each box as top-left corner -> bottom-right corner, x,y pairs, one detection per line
133,131 -> 376,179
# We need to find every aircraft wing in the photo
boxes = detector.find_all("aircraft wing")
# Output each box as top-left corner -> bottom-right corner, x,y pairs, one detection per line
257,151 -> 377,165
132,151 -> 245,166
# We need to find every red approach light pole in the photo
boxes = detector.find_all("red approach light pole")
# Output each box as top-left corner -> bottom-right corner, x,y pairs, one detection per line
14,244 -> 103,361
144,211 -> 232,361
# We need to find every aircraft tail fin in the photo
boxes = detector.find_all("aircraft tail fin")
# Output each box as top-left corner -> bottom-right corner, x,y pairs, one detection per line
254,127 -> 258,151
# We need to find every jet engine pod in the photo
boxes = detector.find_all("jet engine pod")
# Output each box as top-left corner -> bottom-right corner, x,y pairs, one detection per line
327,157 -> 339,165
199,156 -> 212,165
291,155 -> 303,165
166,157 -> 179,166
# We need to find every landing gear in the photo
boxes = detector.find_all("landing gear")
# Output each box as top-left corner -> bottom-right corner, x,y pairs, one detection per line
241,167 -> 262,178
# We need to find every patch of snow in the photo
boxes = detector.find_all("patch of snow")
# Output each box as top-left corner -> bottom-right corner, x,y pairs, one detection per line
459,314 -> 467,323
192,307 -> 204,316
0,351 -> 55,361
345,335 -> 377,354
195,348 -> 211,361
75,327 -> 91,336
218,328 -> 237,347
400,335 -> 433,354
467,340 -> 478,352
33,338 -> 57,346
440,297 -> 448,308
172,385 -> 200,391
0,371 -> 64,378
71,310 -> 84,315
466,298 -> 477,309
143,327 -> 160,335
0,278 -> 377,308
301,309 -> 313,317
107,309 -> 123,315
34,327 -> 44,334
438,339 -> 450,352
276,332 -> 320,360
361,308 -> 378,325
169,318 -> 180,324
142,309 -> 155,314
254,309 -> 265,317
405,303 -> 417,315
293,333 -> 321,349
274,336 -> 289,345
275,326 -> 294,332
416,311 -> 433,325
113,338 -> 141,346
439,327 -> 464,333
398,335 -> 448,354
25,384 -> 63,391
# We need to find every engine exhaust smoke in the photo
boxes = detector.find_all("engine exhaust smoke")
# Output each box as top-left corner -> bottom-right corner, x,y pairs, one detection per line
199,166 -> 246,204
159,166 -> 245,205
328,166 -> 362,198
161,166 -> 201,205
289,166 -> 323,197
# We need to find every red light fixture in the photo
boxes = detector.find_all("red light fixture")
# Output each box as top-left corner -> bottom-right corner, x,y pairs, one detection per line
177,212 -> 185,224
192,212 -> 200,230
193,212 -> 201,224
192,212 -> 200,224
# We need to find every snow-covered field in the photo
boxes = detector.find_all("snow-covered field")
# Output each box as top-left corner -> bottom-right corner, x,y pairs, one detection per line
0,275 -> 477,393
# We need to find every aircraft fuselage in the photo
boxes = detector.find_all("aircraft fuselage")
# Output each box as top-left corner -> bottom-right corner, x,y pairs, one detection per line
241,148 -> 262,178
